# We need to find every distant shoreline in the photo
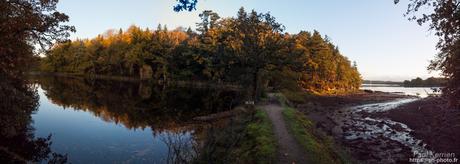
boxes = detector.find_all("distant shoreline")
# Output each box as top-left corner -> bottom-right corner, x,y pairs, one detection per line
27,72 -> 243,90
361,83 -> 444,88
27,71 -> 141,82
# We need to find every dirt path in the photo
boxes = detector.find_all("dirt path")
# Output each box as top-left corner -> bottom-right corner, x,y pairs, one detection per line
262,102 -> 308,164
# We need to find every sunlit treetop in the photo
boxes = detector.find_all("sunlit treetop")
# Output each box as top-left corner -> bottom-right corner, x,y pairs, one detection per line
174,0 -> 198,12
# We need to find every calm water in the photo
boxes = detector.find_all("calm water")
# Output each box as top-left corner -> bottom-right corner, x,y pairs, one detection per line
4,80 -> 437,163
25,76 -> 242,163
361,84 -> 440,98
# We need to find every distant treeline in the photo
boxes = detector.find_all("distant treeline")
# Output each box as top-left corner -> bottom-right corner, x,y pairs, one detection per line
362,80 -> 402,85
403,77 -> 447,87
39,8 -> 362,95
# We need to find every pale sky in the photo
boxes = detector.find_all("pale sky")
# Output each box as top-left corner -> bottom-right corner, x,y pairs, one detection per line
57,0 -> 441,81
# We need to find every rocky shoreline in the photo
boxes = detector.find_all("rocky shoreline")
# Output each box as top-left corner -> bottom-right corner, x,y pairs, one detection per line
373,97 -> 460,157
297,91 -> 449,163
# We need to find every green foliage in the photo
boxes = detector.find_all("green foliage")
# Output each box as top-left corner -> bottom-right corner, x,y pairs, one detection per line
40,8 -> 362,97
196,108 -> 276,163
282,107 -> 352,164
241,109 -> 277,163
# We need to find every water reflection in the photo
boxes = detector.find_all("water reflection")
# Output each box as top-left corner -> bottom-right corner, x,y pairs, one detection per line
29,76 -> 242,163
361,85 -> 440,98
0,77 -> 67,163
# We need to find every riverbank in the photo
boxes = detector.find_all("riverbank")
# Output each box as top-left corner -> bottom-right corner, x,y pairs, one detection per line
290,90 -> 413,125
295,90 -> 414,115
373,97 -> 460,156
292,91 -> 418,163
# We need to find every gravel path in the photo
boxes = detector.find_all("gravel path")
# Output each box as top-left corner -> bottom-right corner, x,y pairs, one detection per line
262,102 -> 308,164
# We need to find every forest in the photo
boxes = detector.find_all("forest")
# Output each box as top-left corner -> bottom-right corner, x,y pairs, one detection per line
403,77 -> 447,87
39,8 -> 362,97
3,0 -> 460,163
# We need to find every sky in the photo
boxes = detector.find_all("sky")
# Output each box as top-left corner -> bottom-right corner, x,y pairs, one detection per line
57,0 -> 441,81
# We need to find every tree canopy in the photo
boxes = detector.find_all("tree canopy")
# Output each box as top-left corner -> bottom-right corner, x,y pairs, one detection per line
403,77 -> 447,87
0,0 -> 74,79
395,0 -> 460,107
40,8 -> 362,100
174,0 -> 198,12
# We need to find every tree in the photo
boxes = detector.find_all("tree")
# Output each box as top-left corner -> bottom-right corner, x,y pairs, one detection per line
197,10 -> 220,34
0,0 -> 74,79
40,8 -> 362,100
291,31 -> 361,93
402,76 -> 447,87
395,0 -> 460,107
0,0 -> 72,162
221,7 -> 286,101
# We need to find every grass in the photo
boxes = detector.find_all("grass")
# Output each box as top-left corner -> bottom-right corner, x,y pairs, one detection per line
281,105 -> 353,164
195,107 -> 277,164
239,108 -> 277,163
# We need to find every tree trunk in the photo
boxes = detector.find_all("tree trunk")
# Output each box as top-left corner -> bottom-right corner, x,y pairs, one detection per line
119,63 -> 124,75
140,64 -> 153,80
252,69 -> 259,102
162,65 -> 167,84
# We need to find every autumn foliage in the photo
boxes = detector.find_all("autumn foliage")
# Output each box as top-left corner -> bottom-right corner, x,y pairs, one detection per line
40,8 -> 362,96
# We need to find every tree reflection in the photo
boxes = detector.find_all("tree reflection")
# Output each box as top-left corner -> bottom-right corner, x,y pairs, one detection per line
0,77 -> 67,163
159,130 -> 198,163
35,76 -> 243,131
32,75 -> 243,162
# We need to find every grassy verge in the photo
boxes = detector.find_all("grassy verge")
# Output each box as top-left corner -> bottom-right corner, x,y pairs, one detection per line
239,108 -> 277,163
280,89 -> 313,104
196,107 -> 277,164
281,103 -> 353,164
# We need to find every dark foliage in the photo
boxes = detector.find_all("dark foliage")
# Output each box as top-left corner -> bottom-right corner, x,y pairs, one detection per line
403,77 -> 447,87
0,77 -> 68,163
0,0 -> 73,162
395,0 -> 460,107
0,0 -> 74,79
174,0 -> 198,12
